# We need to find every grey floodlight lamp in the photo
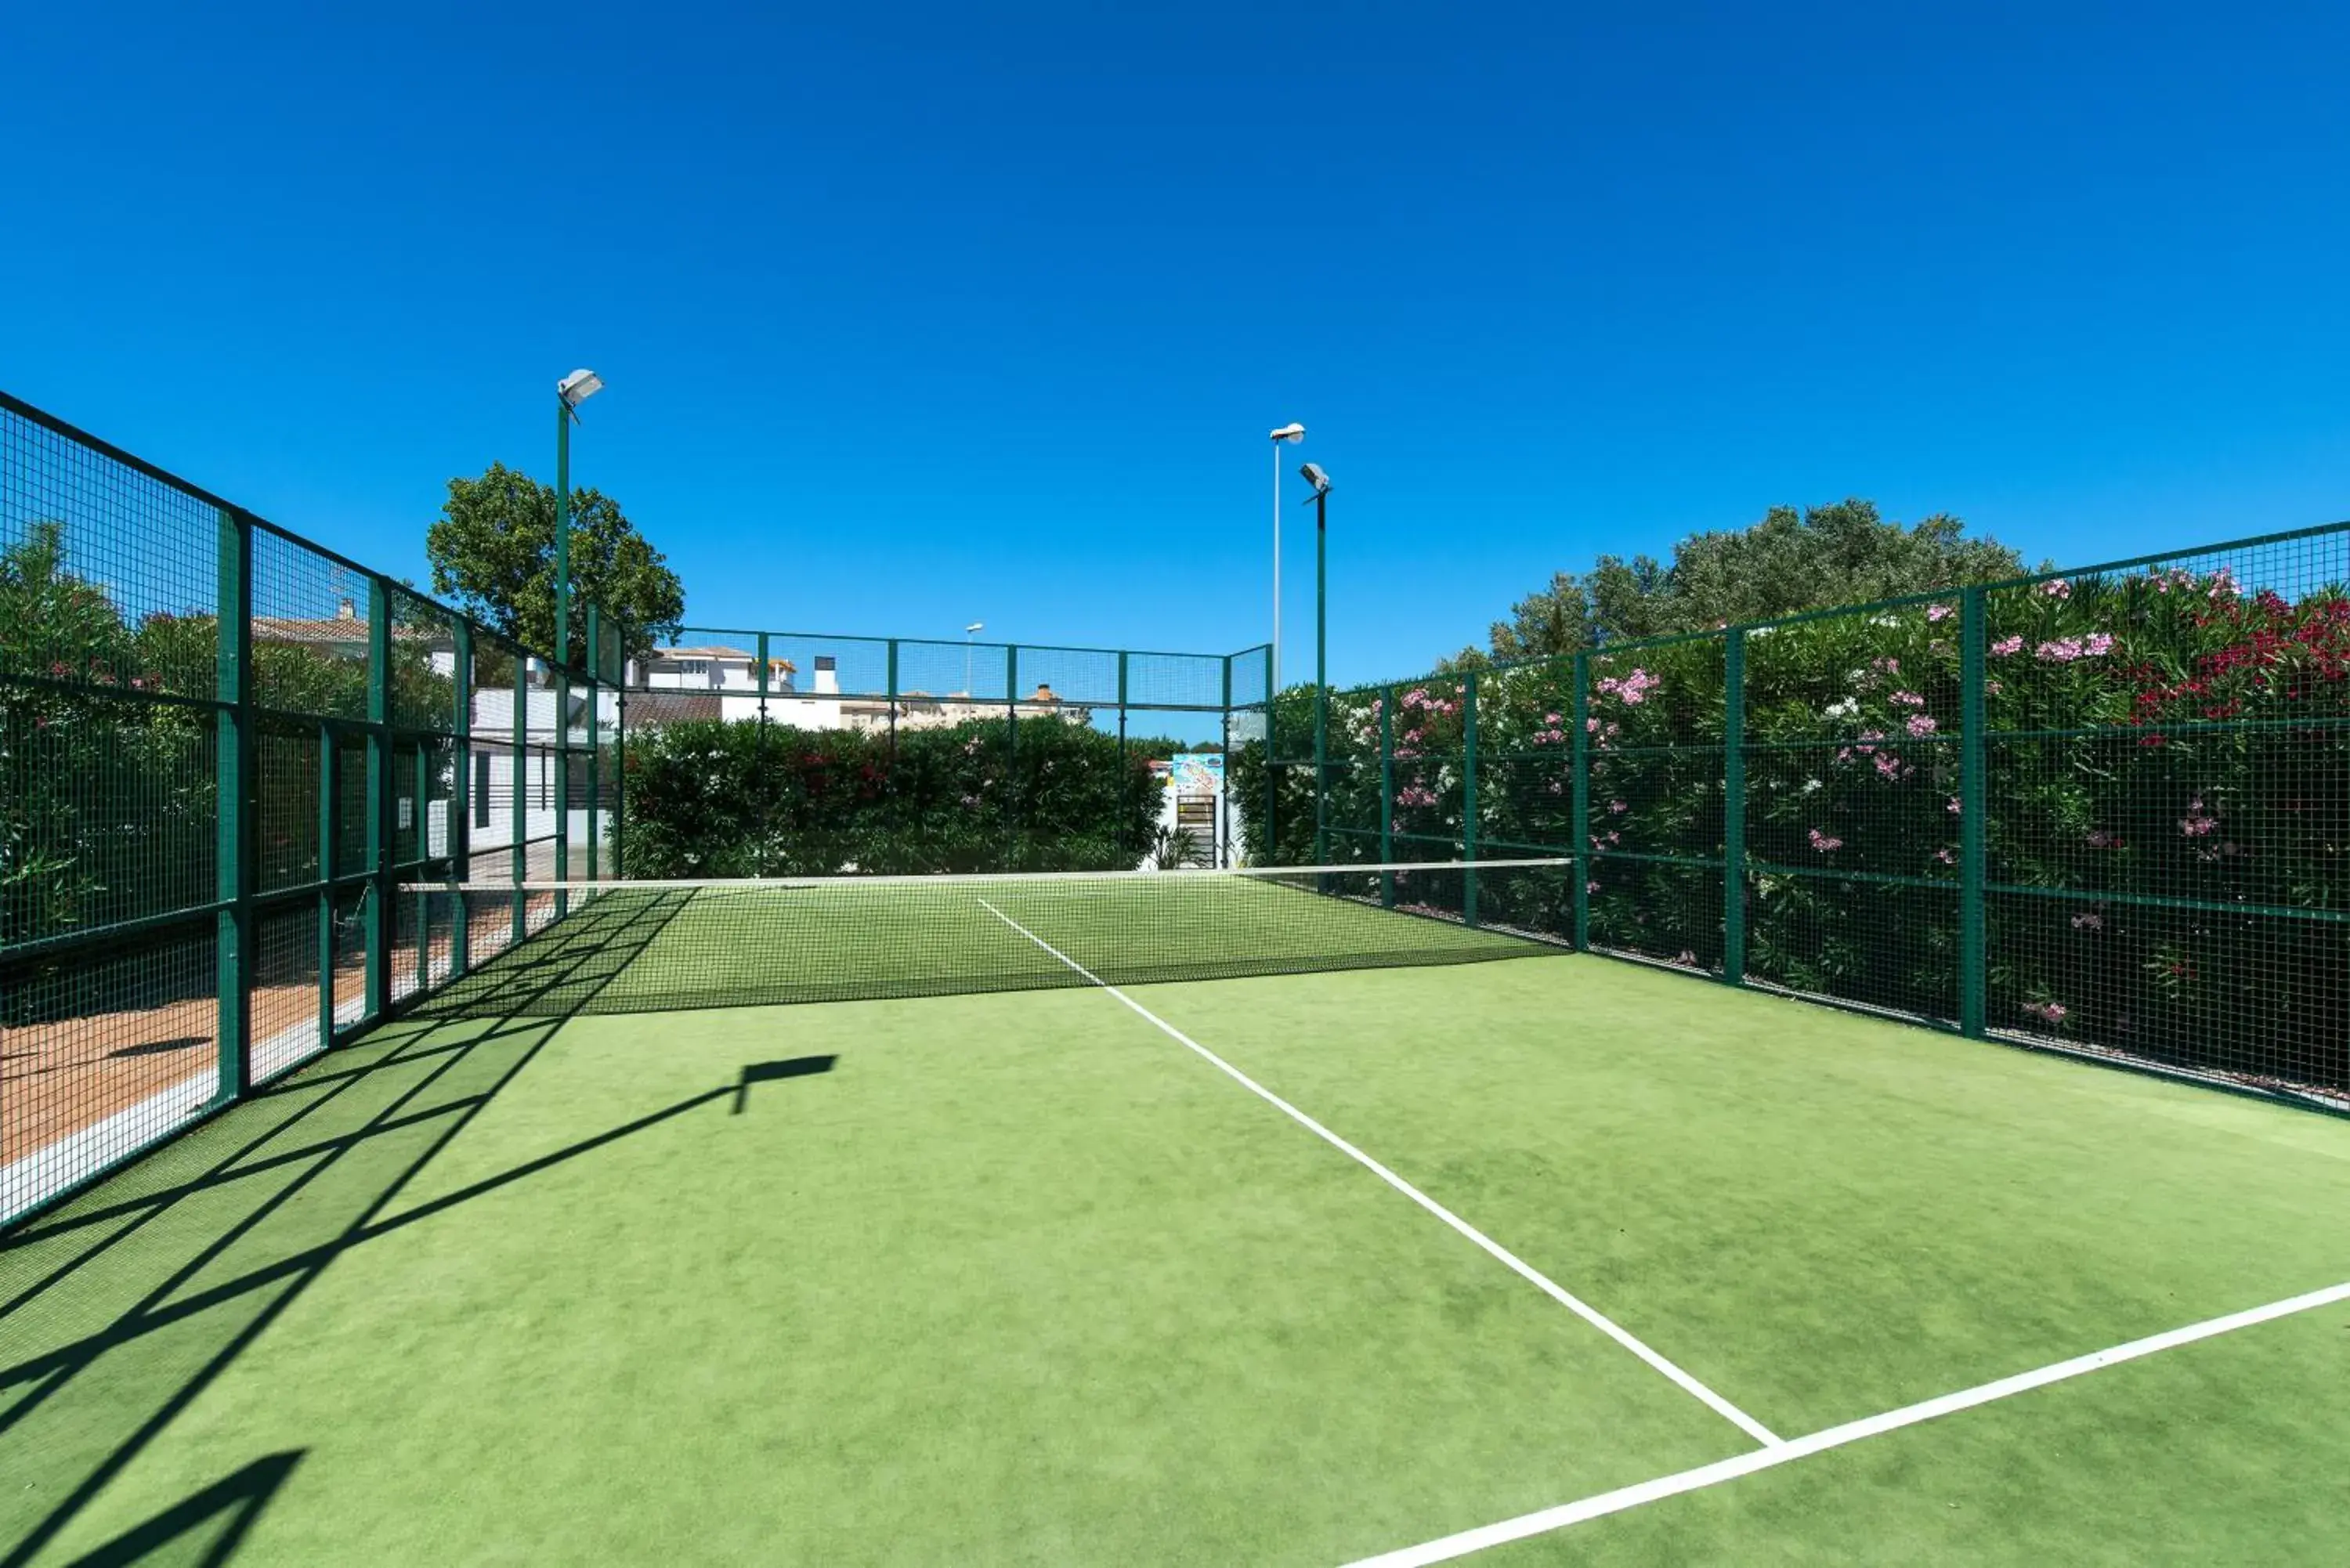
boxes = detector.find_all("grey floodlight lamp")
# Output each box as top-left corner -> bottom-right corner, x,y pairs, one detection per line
1270,422 -> 1305,443
1300,461 -> 1331,494
558,368 -> 605,410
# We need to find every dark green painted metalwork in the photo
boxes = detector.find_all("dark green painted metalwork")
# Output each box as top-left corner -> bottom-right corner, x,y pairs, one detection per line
510,640 -> 527,944
585,607 -> 601,886
451,620 -> 473,975
1959,586 -> 1987,1037
1462,670 -> 1480,928
317,723 -> 338,1049
1721,629 -> 1746,987
1571,652 -> 1590,951
1313,486 -> 1329,871
364,578 -> 392,1019
1379,684 -> 1396,906
213,506 -> 253,1101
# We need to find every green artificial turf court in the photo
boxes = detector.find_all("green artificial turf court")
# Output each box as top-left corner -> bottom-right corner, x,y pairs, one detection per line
5,887 -> 2350,1566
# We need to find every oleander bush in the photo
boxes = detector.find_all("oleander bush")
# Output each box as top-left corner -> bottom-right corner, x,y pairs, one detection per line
1235,558 -> 2350,1094
618,713 -> 1163,876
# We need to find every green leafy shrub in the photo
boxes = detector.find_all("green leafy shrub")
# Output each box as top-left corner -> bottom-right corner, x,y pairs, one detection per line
617,714 -> 1163,876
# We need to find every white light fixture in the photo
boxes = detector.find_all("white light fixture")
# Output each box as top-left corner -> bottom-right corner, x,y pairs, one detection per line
1300,461 -> 1331,493
1269,423 -> 1304,444
965,621 -> 985,634
558,368 -> 604,409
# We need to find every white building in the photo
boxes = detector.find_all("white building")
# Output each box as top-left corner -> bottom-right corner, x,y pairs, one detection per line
631,646 -> 1089,732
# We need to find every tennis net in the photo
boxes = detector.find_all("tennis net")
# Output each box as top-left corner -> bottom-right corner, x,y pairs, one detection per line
396,858 -> 1576,1016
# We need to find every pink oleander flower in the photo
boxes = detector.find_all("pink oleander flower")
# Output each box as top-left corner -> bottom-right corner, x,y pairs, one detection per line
1906,714 -> 1938,737
1587,880 -> 1601,894
1608,799 -> 1627,814
1807,827 -> 1844,851
1891,690 -> 1925,708
1991,635 -> 2025,656
1985,679 -> 2003,695
1947,797 -> 1962,814
1544,712 -> 1562,724
1934,847 -> 1956,865
1874,752 -> 1905,779
2027,1000 -> 2069,1024
2040,579 -> 2071,598
1872,656 -> 1900,674
1927,603 -> 1953,622
1585,717 -> 1600,732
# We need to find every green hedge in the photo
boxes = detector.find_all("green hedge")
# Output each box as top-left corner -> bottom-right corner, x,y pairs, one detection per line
617,714 -> 1165,876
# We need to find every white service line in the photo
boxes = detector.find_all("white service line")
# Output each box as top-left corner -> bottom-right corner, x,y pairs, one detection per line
973,896 -> 1784,1450
1338,1276 -> 2350,1568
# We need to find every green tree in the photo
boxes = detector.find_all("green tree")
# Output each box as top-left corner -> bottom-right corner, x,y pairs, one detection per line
1454,499 -> 2032,665
425,463 -> 685,667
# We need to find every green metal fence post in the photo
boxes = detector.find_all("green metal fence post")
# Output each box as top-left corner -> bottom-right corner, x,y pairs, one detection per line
584,607 -> 600,885
1723,628 -> 1747,986
553,655 -> 570,918
1379,684 -> 1395,906
1119,651 -> 1131,858
1960,587 -> 1988,1036
511,645 -> 526,944
450,619 -> 472,977
1264,645 -> 1277,866
316,721 -> 337,1048
214,506 -> 253,1101
756,630 -> 772,877
1571,652 -> 1591,952
613,669 -> 627,880
1006,644 -> 1019,846
364,578 -> 392,1018
885,638 -> 899,757
413,744 -> 430,988
1462,670 -> 1480,927
1217,654 -> 1231,869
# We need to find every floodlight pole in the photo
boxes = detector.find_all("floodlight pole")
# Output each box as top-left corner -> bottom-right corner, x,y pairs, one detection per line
555,395 -> 573,670
1314,482 -> 1329,870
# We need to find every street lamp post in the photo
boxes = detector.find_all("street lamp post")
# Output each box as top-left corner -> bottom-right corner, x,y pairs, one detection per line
1269,423 -> 1303,688
964,620 -> 985,699
1300,461 -> 1331,869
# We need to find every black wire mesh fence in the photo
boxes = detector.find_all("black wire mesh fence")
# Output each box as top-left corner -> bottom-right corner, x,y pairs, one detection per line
1238,523 -> 2350,1114
0,391 -> 622,1227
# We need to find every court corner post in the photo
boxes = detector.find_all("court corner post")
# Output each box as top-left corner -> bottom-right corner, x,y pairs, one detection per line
214,504 -> 254,1103
1959,586 -> 1988,1036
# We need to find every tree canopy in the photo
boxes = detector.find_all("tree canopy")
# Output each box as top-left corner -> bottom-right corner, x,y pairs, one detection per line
1448,499 -> 2034,667
425,463 -> 685,667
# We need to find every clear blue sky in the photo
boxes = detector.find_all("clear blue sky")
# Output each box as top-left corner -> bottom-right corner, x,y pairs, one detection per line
6,2 -> 2345,689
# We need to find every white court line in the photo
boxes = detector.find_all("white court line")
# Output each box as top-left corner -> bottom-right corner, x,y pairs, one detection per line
973,896 -> 1784,1450
1338,1277 -> 2350,1568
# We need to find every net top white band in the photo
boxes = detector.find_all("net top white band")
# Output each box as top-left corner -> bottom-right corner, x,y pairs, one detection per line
398,857 -> 1574,895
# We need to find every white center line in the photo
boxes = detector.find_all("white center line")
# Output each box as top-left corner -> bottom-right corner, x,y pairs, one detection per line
974,895 -> 1784,1450
1336,1276 -> 2350,1568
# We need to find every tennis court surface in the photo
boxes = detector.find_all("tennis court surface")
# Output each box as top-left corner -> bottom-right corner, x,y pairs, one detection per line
5,865 -> 2349,1565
